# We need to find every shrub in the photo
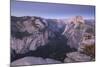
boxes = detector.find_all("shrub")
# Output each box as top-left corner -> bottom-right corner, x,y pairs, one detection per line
82,44 -> 95,58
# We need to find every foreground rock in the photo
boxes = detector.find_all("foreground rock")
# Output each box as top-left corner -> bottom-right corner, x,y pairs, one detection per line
64,58 -> 74,63
64,52 -> 91,63
11,57 -> 61,66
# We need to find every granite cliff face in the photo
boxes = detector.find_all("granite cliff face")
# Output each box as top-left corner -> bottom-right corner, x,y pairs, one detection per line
11,16 -> 49,54
11,16 -> 95,65
62,16 -> 85,49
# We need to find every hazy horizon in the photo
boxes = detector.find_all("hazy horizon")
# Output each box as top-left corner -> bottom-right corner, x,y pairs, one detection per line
11,1 -> 95,19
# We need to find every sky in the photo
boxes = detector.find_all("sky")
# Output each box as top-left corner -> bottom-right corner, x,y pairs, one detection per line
11,0 -> 95,19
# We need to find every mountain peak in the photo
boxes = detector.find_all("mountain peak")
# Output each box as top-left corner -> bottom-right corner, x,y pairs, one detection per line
67,16 -> 85,24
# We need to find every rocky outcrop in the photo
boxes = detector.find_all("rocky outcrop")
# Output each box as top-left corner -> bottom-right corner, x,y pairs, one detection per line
78,22 -> 95,58
11,57 -> 61,66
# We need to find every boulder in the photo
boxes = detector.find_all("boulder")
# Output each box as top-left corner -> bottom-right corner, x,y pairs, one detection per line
65,52 -> 91,62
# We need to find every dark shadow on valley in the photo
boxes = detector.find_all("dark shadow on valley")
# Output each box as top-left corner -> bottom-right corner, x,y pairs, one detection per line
11,34 -> 77,62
